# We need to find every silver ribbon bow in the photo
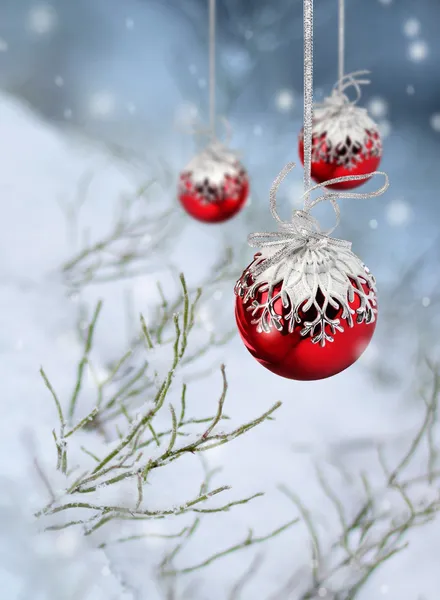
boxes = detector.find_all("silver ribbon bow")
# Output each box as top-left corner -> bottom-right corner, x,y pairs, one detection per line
315,70 -> 371,112
248,162 -> 389,279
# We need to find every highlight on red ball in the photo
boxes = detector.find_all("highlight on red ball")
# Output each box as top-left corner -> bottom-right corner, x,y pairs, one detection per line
298,128 -> 382,191
178,168 -> 249,223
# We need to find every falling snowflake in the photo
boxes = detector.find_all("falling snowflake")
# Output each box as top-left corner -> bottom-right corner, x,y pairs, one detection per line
125,17 -> 134,29
89,91 -> 116,118
197,304 -> 215,333
198,78 -> 207,88
253,124 -> 263,136
430,113 -> 440,132
189,64 -> 197,75
380,584 -> 389,594
27,4 -> 57,35
378,0 -> 392,5
369,219 -> 378,230
126,102 -> 136,114
422,297 -> 431,307
367,97 -> 388,119
54,75 -> 64,87
386,199 -> 411,226
403,18 -> 421,38
63,108 -> 73,119
406,84 -> 415,95
377,119 -> 391,138
0,37 -> 8,52
318,589 -> 327,598
174,102 -> 198,128
407,40 -> 429,62
275,89 -> 295,112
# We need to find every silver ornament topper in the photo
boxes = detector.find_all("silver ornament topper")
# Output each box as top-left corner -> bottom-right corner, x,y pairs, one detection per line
235,163 -> 389,346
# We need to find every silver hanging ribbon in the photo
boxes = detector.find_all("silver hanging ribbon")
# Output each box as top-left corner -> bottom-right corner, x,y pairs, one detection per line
248,162 -> 389,279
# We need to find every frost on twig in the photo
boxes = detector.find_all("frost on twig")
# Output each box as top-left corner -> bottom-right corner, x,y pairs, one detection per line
37,273 -> 284,575
69,248 -> 240,431
274,360 -> 440,600
61,172 -> 180,290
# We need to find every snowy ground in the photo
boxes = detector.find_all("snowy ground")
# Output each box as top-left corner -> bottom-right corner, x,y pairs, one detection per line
0,93 -> 439,600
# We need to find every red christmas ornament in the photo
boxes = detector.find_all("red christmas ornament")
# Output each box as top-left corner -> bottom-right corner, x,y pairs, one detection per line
234,163 -> 388,382
298,85 -> 382,191
178,142 -> 249,223
235,254 -> 377,381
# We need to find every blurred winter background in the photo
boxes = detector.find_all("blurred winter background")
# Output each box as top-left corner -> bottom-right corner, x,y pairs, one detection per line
1,0 -> 440,599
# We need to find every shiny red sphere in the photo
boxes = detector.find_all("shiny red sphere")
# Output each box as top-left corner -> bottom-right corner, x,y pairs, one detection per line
178,171 -> 249,224
298,130 -> 381,190
235,262 -> 377,381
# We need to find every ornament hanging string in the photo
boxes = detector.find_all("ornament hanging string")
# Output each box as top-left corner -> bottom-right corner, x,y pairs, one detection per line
247,0 -> 389,280
302,0 -> 313,202
178,0 -> 234,148
338,0 -> 344,90
209,0 -> 216,141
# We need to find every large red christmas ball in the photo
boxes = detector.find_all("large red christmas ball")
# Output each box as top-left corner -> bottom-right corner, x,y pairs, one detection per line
178,143 -> 249,223
298,97 -> 382,191
235,254 -> 377,381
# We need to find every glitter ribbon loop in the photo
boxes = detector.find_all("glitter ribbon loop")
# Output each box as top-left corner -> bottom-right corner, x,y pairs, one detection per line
315,70 -> 371,110
247,162 -> 389,278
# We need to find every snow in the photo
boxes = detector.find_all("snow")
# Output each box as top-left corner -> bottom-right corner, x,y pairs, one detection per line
0,85 -> 439,600
407,40 -> 429,62
275,89 -> 295,112
27,4 -> 58,36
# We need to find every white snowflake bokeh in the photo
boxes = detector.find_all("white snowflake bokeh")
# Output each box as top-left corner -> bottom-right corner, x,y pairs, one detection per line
430,113 -> 440,132
275,89 -> 295,112
403,18 -> 421,38
385,199 -> 412,227
367,97 -> 388,119
377,119 -> 391,139
27,4 -> 58,35
0,37 -> 8,52
174,102 -> 199,129
89,92 -> 116,119
407,40 -> 429,62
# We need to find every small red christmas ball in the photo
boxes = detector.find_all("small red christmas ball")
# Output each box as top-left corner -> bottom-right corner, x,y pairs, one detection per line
178,143 -> 249,223
298,95 -> 383,191
235,254 -> 377,381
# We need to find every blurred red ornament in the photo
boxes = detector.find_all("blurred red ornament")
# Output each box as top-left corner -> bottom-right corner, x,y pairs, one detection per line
178,142 -> 249,223
298,88 -> 382,191
235,247 -> 378,381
